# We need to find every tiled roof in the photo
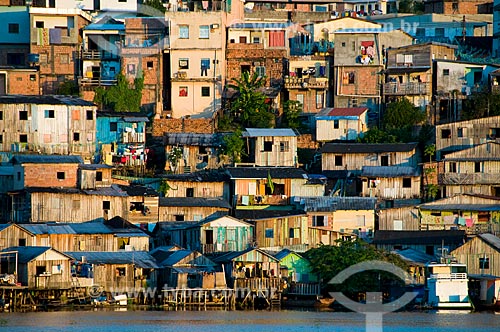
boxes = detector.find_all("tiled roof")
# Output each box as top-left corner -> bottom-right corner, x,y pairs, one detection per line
226,167 -> 307,179
316,107 -> 368,117
321,142 -> 418,154
234,209 -> 306,220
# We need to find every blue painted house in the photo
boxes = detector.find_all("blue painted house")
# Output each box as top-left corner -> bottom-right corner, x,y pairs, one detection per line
95,111 -> 149,167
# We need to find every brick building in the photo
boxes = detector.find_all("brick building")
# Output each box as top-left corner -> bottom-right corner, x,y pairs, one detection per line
29,7 -> 91,94
424,0 -> 493,14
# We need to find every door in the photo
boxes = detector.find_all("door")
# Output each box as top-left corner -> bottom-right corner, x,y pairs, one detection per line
0,74 -> 6,95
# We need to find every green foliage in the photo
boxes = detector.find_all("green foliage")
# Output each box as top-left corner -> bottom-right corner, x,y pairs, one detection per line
93,74 -> 144,112
357,127 -> 397,143
227,72 -> 275,129
424,144 -> 436,162
141,0 -> 166,14
221,130 -> 245,163
158,180 -> 178,197
304,239 -> 408,294
281,100 -> 303,130
166,146 -> 184,172
425,184 -> 439,201
383,99 -> 426,131
462,92 -> 500,120
56,80 -> 80,96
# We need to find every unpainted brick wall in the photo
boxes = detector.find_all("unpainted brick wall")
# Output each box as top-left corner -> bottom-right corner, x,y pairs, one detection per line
152,118 -> 215,136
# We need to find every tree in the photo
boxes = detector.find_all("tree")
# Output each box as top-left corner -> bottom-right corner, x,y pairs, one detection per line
227,72 -> 275,129
221,130 -> 245,164
424,144 -> 436,162
166,146 -> 184,173
356,127 -> 397,143
383,99 -> 426,131
94,73 -> 144,112
462,92 -> 500,120
281,100 -> 303,130
141,0 -> 166,14
304,240 -> 408,295
56,80 -> 79,96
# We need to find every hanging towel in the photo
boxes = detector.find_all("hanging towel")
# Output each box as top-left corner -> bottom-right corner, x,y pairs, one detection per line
443,215 -> 455,224
466,218 -> 474,227
49,28 -> 62,44
458,217 -> 466,226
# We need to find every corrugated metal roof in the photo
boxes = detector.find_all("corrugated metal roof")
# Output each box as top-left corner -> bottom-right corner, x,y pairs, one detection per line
372,230 -> 465,245
80,164 -> 113,170
234,209 -> 305,221
0,224 -> 12,232
361,166 -> 420,177
316,107 -> 368,117
11,155 -> 83,164
66,251 -> 158,269
161,169 -> 229,182
321,142 -> 418,154
19,222 -> 150,236
229,22 -> 293,29
84,16 -> 125,31
157,250 -> 192,267
163,133 -> 225,146
418,204 -> 500,211
478,233 -> 500,252
226,167 -> 307,179
443,142 -> 500,161
0,95 -> 95,106
296,196 -> 377,212
243,128 -> 297,137
1,246 -> 57,263
211,248 -> 278,263
393,248 -> 435,266
159,197 -> 231,209
272,248 -> 301,261
82,184 -> 128,197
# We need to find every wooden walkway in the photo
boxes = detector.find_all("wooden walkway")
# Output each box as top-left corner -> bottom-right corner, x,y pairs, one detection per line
162,288 -> 236,309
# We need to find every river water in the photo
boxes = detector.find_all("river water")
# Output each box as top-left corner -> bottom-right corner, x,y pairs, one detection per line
1,309 -> 499,332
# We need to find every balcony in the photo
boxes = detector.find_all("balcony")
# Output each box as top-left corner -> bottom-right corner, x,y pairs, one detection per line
383,82 -> 428,96
439,173 -> 500,185
284,77 -> 328,89
78,77 -> 117,87
121,132 -> 145,144
82,50 -> 119,60
237,194 -> 288,206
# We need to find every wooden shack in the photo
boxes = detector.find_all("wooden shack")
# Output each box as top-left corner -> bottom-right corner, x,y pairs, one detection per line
159,170 -> 230,200
0,224 -> 37,250
451,233 -> 500,278
158,197 -> 231,222
360,166 -> 421,203
67,251 -> 158,291
0,246 -> 72,289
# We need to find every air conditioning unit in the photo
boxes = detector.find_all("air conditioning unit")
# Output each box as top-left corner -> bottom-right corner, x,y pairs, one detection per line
210,24 -> 220,29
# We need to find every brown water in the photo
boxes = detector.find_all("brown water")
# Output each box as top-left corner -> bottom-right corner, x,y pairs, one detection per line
0,308 -> 499,332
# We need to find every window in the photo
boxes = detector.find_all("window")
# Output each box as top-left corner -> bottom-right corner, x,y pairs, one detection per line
0,134 -> 2,143
449,162 -> 457,173
279,141 -> 289,152
316,91 -> 324,108
30,74 -> 36,81
18,238 -> 26,246
72,199 -> 80,209
96,171 -> 103,182
8,23 -> 19,34
103,201 -> 110,210
253,37 -> 260,43
452,2 -> 458,10
201,86 -> 210,97
115,267 -> 126,277
457,127 -> 464,138
19,111 -> 28,120
60,53 -> 69,64
73,132 -> 80,141
333,119 -> 339,129
199,25 -> 209,39
479,257 -> 490,269
256,66 -> 266,77
435,27 -> 445,37
175,215 -> 185,221
289,228 -> 299,239
334,155 -> 343,166
263,140 -> 273,152
110,122 -> 117,132
179,86 -> 188,97
473,71 -> 482,84
241,65 -> 251,73
475,162 -> 482,173
341,42 -> 346,47
296,94 -> 304,105
179,58 -> 189,69
443,69 -> 450,76
7,53 -> 24,66
186,188 -> 194,197
44,110 -> 55,118
402,178 -> 412,188
313,216 -> 325,227
416,28 -> 425,37
265,228 -> 274,238
35,21 -> 44,28
381,155 -> 389,166
356,215 -> 365,227
57,172 -> 65,180
0,111 -> 2,120
201,58 -> 210,76
19,134 -> 27,143
179,25 -> 189,39
441,129 -> 451,138
36,266 -> 46,276
86,110 -> 93,120
147,61 -> 153,69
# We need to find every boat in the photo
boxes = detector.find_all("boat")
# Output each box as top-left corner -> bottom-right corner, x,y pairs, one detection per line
424,260 -> 473,310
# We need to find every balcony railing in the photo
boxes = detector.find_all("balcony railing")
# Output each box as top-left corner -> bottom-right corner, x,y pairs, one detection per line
237,194 -> 289,206
429,273 -> 467,280
439,173 -> 500,185
78,77 -> 117,86
82,50 -> 119,60
383,82 -> 428,95
284,77 -> 328,89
